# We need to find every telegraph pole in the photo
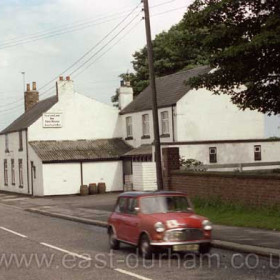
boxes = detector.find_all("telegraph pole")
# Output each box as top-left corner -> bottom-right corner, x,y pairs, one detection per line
142,0 -> 163,190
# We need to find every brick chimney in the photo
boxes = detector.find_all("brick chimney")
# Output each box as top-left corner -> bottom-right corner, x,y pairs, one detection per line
24,82 -> 39,111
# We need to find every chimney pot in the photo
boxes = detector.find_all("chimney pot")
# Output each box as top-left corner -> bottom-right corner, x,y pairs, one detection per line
120,80 -> 124,87
26,83 -> 30,91
59,76 -> 63,81
32,82 -> 36,91
66,76 -> 70,81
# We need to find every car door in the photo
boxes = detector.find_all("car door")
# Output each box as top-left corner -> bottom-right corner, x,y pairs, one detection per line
113,197 -> 128,241
122,197 -> 140,244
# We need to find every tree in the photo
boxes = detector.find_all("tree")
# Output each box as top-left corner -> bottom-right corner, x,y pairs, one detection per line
184,0 -> 280,114
115,20 -> 209,100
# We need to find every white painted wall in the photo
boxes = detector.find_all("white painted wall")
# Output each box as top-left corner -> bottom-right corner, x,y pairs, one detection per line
121,107 -> 174,148
264,114 -> 280,138
29,82 -> 121,141
132,162 -> 157,191
83,161 -> 123,192
42,163 -> 81,196
118,86 -> 133,110
162,141 -> 280,167
0,131 -> 29,194
176,88 -> 266,141
28,144 -> 44,196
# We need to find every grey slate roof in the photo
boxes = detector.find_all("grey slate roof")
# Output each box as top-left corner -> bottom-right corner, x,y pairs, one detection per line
30,138 -> 132,162
120,66 -> 211,114
123,144 -> 152,157
0,96 -> 58,135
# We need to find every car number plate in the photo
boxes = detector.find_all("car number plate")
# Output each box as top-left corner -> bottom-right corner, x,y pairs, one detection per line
173,244 -> 199,252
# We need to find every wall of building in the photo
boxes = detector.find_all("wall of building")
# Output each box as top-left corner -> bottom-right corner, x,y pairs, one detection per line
176,88 -> 266,141
28,92 -> 122,141
28,145 -> 44,196
132,162 -> 157,191
162,141 -> 280,167
0,131 -> 30,194
121,107 -> 174,148
83,161 -> 123,192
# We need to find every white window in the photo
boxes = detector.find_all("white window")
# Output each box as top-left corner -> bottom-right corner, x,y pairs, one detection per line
142,114 -> 150,136
254,145 -> 261,161
5,134 -> 9,152
161,111 -> 169,135
209,147 -> 217,163
126,117 -> 133,138
18,159 -> 23,188
11,159 -> 15,185
4,159 -> 8,186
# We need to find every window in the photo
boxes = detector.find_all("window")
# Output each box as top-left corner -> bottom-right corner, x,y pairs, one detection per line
209,147 -> 217,163
142,114 -> 150,137
126,117 -> 133,138
115,197 -> 127,213
254,145 -> 261,161
18,159 -> 23,188
11,159 -> 15,185
4,159 -> 8,186
161,111 -> 169,135
127,198 -> 138,215
5,134 -> 9,153
19,131 -> 23,151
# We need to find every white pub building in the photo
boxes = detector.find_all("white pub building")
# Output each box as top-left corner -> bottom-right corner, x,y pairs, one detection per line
1,66 -> 280,195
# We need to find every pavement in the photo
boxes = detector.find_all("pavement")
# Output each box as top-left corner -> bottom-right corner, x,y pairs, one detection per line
0,191 -> 280,259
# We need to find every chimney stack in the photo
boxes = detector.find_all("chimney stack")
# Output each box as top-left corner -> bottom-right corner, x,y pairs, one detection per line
118,79 -> 133,110
24,81 -> 39,111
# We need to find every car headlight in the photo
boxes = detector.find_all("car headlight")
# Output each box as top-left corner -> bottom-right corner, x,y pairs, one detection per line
154,222 -> 165,233
202,220 -> 212,230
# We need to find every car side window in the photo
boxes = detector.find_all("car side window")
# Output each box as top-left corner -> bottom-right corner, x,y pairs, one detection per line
115,198 -> 127,213
127,198 -> 138,215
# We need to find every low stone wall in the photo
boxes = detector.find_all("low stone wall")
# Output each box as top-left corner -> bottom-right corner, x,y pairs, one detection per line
169,171 -> 280,206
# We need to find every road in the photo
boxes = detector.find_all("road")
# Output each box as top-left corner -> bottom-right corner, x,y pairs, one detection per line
0,203 -> 279,280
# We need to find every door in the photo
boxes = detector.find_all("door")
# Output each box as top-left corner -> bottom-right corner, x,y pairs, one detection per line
122,198 -> 140,244
113,197 -> 128,241
123,159 -> 133,190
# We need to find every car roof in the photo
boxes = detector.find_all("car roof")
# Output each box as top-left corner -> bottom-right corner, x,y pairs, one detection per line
118,191 -> 187,198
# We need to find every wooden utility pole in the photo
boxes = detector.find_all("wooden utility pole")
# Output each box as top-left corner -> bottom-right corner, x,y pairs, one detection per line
142,0 -> 163,190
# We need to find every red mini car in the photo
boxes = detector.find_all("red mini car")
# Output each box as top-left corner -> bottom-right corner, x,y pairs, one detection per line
107,191 -> 212,258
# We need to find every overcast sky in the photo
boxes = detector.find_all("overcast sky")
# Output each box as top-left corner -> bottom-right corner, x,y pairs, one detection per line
0,0 -> 191,130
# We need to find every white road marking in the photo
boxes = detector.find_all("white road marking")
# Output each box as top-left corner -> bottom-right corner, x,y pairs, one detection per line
114,268 -> 152,280
0,226 -> 27,238
40,242 -> 92,261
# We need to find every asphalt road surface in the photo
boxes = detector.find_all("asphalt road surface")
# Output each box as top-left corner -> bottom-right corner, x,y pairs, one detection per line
0,203 -> 279,280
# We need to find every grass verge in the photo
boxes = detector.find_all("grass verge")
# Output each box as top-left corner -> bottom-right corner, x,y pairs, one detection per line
192,197 -> 280,231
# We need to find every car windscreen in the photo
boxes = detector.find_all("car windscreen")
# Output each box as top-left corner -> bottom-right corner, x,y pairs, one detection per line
140,196 -> 191,214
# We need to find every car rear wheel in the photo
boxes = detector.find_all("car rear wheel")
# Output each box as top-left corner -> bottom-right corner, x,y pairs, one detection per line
139,234 -> 153,259
199,243 -> 211,254
108,228 -> 120,250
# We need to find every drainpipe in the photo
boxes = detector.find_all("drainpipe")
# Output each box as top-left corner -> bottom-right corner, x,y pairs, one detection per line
172,105 -> 175,142
25,129 -> 31,195
80,162 -> 83,186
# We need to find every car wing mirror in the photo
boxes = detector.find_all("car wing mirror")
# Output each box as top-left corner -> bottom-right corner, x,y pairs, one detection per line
134,207 -> 140,213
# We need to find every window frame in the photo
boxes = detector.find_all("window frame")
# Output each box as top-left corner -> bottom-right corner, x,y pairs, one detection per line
254,145 -> 262,161
18,159 -> 23,188
160,111 -> 169,135
5,134 -> 9,153
11,159 -> 15,185
142,114 -> 150,137
209,147 -> 217,163
127,198 -> 138,215
4,159 -> 8,186
126,116 -> 133,138
19,131 -> 23,151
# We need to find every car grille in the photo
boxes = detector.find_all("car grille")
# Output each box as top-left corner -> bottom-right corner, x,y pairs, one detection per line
164,228 -> 204,242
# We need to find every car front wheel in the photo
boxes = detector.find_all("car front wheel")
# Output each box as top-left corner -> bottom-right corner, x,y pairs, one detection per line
139,234 -> 153,259
108,228 -> 120,250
